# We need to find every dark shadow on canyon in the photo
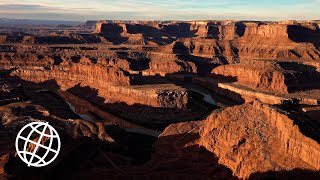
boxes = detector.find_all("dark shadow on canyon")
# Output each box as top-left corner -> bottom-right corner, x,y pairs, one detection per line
4,128 -> 156,179
126,24 -> 176,45
276,101 -> 320,143
248,169 -> 320,180
235,22 -> 247,37
98,23 -> 198,45
38,34 -> 102,44
67,82 -> 218,130
116,51 -> 151,71
279,62 -> 320,92
99,24 -> 129,45
3,131 -> 236,180
1,70 -> 320,180
3,129 -> 319,180
1,69 -> 318,141
161,23 -> 198,38
129,72 -> 242,107
130,74 -> 171,85
173,42 -> 223,76
61,70 -> 320,141
126,23 -> 197,45
34,36 -> 82,44
288,25 -> 320,48
1,69 -> 218,130
1,71 -> 80,120
1,69 -> 240,130
205,22 -> 246,39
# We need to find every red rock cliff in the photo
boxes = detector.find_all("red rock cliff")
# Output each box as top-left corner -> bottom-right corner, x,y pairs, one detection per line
199,101 -> 320,178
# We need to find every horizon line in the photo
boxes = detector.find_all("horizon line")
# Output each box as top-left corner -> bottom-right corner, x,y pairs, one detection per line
1,17 -> 320,23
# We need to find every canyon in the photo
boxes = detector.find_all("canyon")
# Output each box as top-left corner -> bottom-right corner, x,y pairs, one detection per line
0,20 -> 319,179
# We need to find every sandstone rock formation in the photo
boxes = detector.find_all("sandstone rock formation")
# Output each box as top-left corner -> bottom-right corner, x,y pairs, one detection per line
200,101 -> 319,178
212,60 -> 320,94
157,101 -> 320,179
92,21 -> 320,62
0,20 -> 319,179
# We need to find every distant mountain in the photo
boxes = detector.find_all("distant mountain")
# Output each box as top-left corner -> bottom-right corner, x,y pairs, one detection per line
0,18 -> 82,26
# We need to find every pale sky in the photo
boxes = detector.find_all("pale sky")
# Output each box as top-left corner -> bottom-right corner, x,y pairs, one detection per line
0,0 -> 319,21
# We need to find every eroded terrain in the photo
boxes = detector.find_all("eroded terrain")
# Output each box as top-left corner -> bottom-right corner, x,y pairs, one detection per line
0,20 -> 320,179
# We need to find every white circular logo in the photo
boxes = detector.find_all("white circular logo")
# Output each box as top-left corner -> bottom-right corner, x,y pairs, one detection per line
15,122 -> 61,167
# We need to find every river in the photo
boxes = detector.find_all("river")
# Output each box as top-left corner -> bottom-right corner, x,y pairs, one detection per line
59,91 -> 162,138
60,87 -> 216,138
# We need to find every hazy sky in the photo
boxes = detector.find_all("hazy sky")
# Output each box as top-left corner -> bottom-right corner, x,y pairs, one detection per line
0,0 -> 319,21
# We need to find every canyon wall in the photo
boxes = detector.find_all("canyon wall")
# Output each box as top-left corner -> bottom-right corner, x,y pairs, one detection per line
0,44 -> 204,110
1,21 -> 320,63
10,64 -> 191,109
200,101 -> 320,178
93,21 -> 320,61
212,61 -> 291,94
157,101 -> 320,179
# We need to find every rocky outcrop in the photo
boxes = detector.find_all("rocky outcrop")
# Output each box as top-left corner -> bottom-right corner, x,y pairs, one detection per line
200,101 -> 320,178
10,58 -> 195,109
145,59 -> 197,76
12,63 -> 132,87
212,60 -> 320,94
241,23 -> 290,41
233,22 -> 320,60
212,61 -> 288,93
93,21 -> 320,61
155,101 -> 320,179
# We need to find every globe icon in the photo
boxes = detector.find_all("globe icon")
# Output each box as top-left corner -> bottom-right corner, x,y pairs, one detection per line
15,122 -> 61,167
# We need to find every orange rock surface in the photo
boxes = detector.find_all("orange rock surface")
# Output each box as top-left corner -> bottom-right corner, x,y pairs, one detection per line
156,101 -> 320,179
200,101 -> 319,178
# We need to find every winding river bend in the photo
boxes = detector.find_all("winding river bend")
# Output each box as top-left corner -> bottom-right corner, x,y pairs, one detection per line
58,90 -> 162,137
190,88 -> 216,105
58,86 -> 217,138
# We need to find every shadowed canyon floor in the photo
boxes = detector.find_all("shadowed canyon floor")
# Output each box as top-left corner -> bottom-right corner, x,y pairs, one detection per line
0,20 -> 320,179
